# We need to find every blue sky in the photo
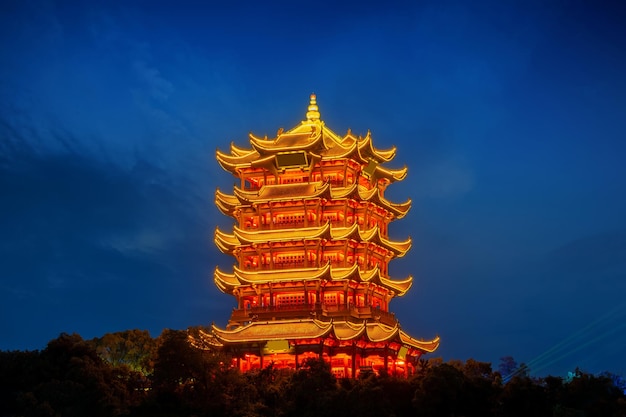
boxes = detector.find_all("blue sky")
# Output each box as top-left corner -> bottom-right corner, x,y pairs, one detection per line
1,0 -> 626,377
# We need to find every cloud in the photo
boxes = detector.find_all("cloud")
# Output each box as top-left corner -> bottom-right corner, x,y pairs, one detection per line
132,60 -> 175,103
0,116 -> 220,348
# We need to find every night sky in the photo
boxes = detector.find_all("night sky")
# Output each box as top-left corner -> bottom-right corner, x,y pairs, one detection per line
2,0 -> 626,378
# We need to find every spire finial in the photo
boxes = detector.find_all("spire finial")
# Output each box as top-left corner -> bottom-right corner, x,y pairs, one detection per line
306,93 -> 320,121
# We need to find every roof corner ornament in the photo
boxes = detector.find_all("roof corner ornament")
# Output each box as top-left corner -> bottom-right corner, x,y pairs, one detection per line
306,93 -> 320,121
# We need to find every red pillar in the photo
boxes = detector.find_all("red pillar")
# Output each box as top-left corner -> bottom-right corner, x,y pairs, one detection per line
351,344 -> 357,378
260,345 -> 264,369
383,345 -> 389,375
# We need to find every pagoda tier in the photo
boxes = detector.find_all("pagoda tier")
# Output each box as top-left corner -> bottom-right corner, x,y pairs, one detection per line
203,94 -> 438,378
211,320 -> 438,353
193,319 -> 439,378
219,181 -> 412,218
217,128 -> 399,167
215,222 -> 411,273
213,263 -> 413,325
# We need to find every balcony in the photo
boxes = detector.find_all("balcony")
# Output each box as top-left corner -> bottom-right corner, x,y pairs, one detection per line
241,219 -> 349,232
241,260 -> 347,271
228,303 -> 398,327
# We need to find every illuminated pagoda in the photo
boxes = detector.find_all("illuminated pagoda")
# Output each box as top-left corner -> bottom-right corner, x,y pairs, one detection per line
203,94 -> 439,378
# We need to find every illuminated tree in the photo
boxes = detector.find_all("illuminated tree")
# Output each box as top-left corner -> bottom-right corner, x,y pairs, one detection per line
89,329 -> 156,375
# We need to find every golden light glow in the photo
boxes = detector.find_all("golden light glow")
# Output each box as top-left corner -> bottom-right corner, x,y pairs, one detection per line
205,95 -> 439,377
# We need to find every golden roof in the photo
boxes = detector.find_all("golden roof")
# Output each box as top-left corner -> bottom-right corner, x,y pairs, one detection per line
324,183 -> 411,218
357,133 -> 396,163
232,221 -> 332,244
232,262 -> 333,285
332,321 -> 367,340
365,321 -> 400,342
216,148 -> 259,165
215,188 -> 243,216
360,266 -> 413,296
220,182 -> 410,218
216,95 -> 401,174
233,182 -> 331,203
211,318 -> 440,354
399,331 -> 440,353
214,222 -> 410,257
213,263 -> 413,296
350,224 -> 412,256
249,130 -> 323,155
214,228 -> 239,254
230,142 -> 255,157
375,164 -> 408,182
213,267 -> 241,293
217,135 -> 397,174
212,319 -> 333,343
357,186 -> 411,218
188,328 -> 224,349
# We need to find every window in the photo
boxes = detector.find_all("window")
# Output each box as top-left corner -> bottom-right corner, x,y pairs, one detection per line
324,293 -> 338,305
277,294 -> 305,307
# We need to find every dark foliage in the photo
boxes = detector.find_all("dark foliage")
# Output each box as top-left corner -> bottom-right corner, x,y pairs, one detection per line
1,333 -> 145,417
2,331 -> 626,417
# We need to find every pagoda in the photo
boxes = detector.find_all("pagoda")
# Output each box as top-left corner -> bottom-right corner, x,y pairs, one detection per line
203,94 -> 439,378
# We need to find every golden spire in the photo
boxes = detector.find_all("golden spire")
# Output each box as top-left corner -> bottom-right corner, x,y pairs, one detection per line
306,93 -> 320,121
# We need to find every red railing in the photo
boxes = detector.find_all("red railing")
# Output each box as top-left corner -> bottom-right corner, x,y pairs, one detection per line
230,303 -> 397,326
242,220 -> 349,231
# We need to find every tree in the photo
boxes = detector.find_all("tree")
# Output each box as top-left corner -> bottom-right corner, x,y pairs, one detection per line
498,356 -> 518,380
243,363 -> 290,417
461,359 -> 500,417
147,328 -> 248,416
338,373 -> 414,417
412,363 -> 470,417
281,357 -> 338,417
561,370 -> 626,417
499,374 -> 549,417
89,329 -> 157,375
14,333 -> 141,417
0,350 -> 42,416
150,329 -> 206,408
